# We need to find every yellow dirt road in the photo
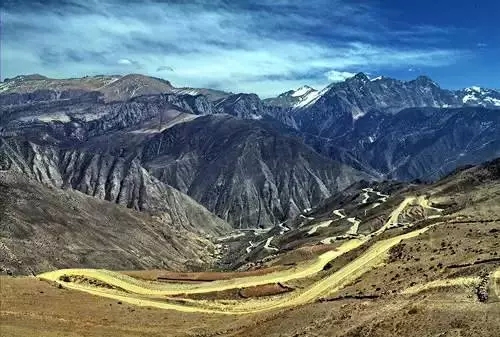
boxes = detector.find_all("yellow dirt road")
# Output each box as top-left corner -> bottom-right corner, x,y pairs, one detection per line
37,195 -> 435,315
417,195 -> 443,212
373,196 -> 416,236
38,228 -> 430,314
38,239 -> 365,296
493,268 -> 500,299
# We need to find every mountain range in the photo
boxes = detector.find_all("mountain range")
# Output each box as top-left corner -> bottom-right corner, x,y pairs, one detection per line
1,71 -> 499,236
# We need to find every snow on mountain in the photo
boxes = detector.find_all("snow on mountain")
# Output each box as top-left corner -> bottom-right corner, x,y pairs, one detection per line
266,74 -> 500,119
263,85 -> 319,109
170,87 -> 231,101
291,85 -> 316,97
461,86 -> 500,107
293,87 -> 328,109
484,97 -> 500,106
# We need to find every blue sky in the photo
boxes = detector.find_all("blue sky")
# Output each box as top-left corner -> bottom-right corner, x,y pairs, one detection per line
2,0 -> 499,97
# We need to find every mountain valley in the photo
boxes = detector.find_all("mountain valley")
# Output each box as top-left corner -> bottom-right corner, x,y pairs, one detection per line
1,72 -> 499,337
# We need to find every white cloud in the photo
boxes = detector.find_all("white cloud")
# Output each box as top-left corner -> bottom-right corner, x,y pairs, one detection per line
326,70 -> 356,82
1,1 -> 466,97
117,58 -> 132,65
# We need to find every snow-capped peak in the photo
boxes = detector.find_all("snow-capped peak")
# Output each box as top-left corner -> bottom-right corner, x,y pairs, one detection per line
171,88 -> 201,96
468,86 -> 482,93
291,85 -> 316,97
462,86 -> 500,107
293,86 -> 331,109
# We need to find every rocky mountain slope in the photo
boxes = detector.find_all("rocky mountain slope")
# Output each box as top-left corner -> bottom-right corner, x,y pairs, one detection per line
460,86 -> 500,108
0,138 -> 229,236
305,106 -> 500,181
216,156 -> 500,276
263,85 -> 319,109
259,74 -> 500,180
213,93 -> 265,119
140,114 -> 370,228
0,74 -> 227,105
0,171 -> 224,275
2,71 -> 499,229
0,81 -> 369,229
264,73 -> 499,141
265,73 -> 500,114
0,74 -> 174,103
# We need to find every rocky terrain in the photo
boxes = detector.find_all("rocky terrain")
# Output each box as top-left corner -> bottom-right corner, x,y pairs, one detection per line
0,76 -> 372,229
1,72 -> 499,273
262,74 -> 500,181
2,156 -> 499,336
0,72 -> 499,237
220,157 -> 500,267
2,73 -> 499,187
0,171 -> 228,275
0,70 -> 499,337
305,106 -> 500,181
0,74 -> 174,103
141,114 -> 368,228
0,138 -> 229,234
263,85 -> 319,109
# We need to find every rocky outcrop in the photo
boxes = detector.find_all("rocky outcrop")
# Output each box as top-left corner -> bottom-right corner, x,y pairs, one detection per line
0,171 -> 224,275
306,107 -> 500,181
0,138 -> 229,236
141,114 -> 370,228
213,93 -> 266,119
0,94 -> 210,144
263,85 -> 318,109
268,73 -> 461,137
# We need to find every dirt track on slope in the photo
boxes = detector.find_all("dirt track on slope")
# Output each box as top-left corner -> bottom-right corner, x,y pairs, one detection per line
36,196 -> 444,315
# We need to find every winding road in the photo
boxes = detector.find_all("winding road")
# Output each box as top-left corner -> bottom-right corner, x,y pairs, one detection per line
40,239 -> 365,297
346,217 -> 361,235
308,208 -> 347,235
278,222 -> 290,235
332,209 -> 346,219
308,220 -> 334,235
245,241 -> 255,254
264,236 -> 279,252
37,195 -> 443,315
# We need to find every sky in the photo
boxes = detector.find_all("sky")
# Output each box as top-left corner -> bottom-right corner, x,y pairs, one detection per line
2,0 -> 499,97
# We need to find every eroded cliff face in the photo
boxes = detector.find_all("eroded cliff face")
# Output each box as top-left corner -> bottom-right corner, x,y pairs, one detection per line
0,138 -> 229,236
304,107 -> 500,181
141,114 -> 370,228
1,79 -> 369,230
3,72 -> 498,232
0,171 -> 224,275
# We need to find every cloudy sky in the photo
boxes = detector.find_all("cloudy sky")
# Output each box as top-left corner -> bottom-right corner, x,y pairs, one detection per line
2,0 -> 499,97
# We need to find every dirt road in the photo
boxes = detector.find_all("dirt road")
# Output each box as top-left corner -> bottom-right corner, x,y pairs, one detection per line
373,196 -> 415,236
38,226 -> 430,314
39,239 -> 365,296
37,195 -> 436,315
